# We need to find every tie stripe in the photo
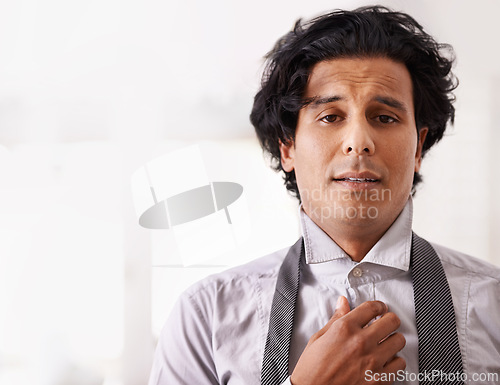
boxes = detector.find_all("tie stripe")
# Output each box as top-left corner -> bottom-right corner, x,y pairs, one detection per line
261,238 -> 302,384
411,234 -> 464,384
261,233 -> 464,385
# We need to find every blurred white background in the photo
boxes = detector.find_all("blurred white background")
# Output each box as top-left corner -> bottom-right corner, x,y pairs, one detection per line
1,0 -> 499,384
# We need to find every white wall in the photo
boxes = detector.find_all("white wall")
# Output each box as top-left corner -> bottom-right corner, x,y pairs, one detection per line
0,1 -> 498,384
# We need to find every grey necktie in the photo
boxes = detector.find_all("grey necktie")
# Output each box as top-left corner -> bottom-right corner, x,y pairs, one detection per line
261,232 -> 464,384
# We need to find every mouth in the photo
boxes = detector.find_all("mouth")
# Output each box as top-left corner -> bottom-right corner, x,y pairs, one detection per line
332,172 -> 381,189
333,177 -> 379,183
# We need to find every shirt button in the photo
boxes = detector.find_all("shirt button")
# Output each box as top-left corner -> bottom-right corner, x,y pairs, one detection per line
352,267 -> 363,277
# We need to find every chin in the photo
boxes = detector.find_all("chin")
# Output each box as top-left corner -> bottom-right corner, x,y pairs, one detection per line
309,201 -> 382,225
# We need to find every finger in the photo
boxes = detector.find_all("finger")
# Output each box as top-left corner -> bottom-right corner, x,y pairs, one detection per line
365,312 -> 401,343
343,300 -> 388,328
378,356 -> 406,384
374,332 -> 406,367
313,296 -> 351,339
362,356 -> 406,384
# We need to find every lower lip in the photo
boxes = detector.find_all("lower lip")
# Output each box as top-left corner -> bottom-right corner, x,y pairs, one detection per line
333,180 -> 381,190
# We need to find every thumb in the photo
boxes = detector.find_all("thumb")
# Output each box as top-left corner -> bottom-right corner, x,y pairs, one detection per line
335,295 -> 350,317
314,296 -> 351,339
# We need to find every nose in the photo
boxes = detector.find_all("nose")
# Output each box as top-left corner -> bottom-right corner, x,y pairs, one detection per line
342,120 -> 375,156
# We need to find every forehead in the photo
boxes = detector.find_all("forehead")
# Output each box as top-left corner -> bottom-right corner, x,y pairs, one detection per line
305,57 -> 414,108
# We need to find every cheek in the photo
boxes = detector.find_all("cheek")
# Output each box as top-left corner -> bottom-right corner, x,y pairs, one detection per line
295,131 -> 330,168
397,147 -> 416,172
389,135 -> 418,173
293,132 -> 335,191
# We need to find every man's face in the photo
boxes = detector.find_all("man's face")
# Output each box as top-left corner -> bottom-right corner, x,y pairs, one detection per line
280,57 -> 427,232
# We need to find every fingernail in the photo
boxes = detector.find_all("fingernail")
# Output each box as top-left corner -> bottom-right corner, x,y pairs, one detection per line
335,296 -> 342,310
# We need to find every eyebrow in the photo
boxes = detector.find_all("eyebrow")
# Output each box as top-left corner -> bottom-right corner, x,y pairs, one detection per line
303,95 -> 343,107
374,96 -> 408,113
303,95 -> 408,113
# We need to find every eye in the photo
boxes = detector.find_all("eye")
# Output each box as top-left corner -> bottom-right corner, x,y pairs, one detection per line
377,115 -> 397,124
320,114 -> 340,123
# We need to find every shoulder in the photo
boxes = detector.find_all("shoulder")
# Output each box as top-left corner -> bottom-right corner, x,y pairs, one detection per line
179,245 -> 290,309
152,246 -> 293,384
430,241 -> 500,283
164,244 -> 292,354
429,242 -> 500,364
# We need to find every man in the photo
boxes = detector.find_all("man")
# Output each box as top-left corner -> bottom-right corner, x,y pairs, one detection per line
149,6 -> 500,385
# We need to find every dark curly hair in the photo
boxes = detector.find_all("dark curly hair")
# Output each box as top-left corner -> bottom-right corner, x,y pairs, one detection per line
250,5 -> 457,199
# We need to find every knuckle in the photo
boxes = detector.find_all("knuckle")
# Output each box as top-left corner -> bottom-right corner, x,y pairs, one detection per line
366,301 -> 380,314
334,318 -> 353,336
366,300 -> 385,316
351,333 -> 370,352
395,332 -> 406,349
385,312 -> 401,329
361,355 -> 378,371
395,356 -> 407,370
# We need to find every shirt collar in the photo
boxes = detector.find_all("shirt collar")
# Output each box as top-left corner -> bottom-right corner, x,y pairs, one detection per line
299,197 -> 413,272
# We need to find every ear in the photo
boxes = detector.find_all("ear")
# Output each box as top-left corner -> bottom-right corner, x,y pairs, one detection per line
414,127 -> 428,173
279,139 -> 295,172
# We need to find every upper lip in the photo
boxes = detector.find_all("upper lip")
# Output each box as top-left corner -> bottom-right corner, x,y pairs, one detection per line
333,171 -> 381,181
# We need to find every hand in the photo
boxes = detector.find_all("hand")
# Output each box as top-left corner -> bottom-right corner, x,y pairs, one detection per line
290,296 -> 406,385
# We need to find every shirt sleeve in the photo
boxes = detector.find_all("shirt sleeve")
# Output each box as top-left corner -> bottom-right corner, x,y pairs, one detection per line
148,292 -> 219,385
